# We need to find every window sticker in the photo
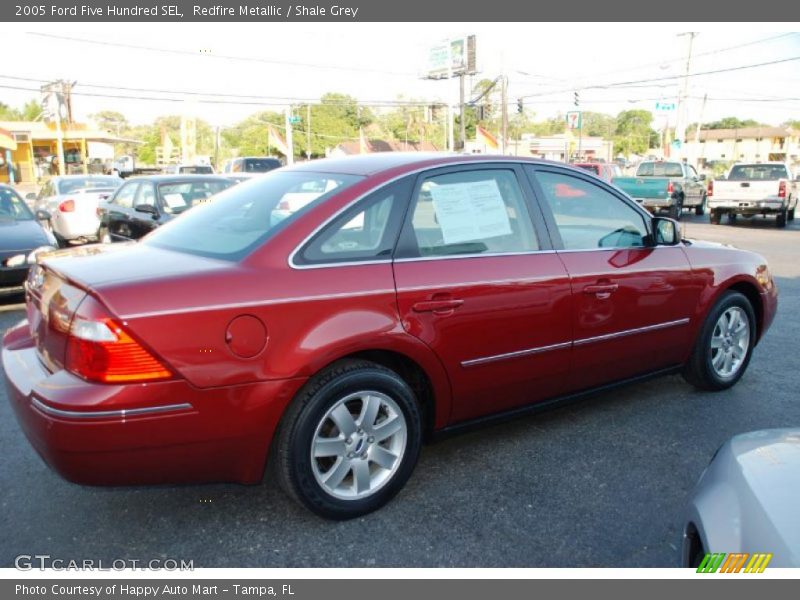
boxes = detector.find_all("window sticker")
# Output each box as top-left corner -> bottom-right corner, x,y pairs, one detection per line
429,179 -> 512,244
163,193 -> 187,208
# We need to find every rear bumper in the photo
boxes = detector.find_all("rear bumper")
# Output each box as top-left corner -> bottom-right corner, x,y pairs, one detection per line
708,200 -> 786,214
2,321 -> 307,485
633,197 -> 676,209
52,215 -> 101,240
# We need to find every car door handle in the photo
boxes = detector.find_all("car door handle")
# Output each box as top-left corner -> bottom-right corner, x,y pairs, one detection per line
584,283 -> 618,298
412,299 -> 464,313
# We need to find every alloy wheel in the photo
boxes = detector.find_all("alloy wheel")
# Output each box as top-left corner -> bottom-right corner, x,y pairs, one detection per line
310,391 -> 407,500
710,306 -> 750,379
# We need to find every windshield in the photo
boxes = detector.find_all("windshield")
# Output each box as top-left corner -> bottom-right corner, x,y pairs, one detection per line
243,159 -> 281,173
158,179 -> 235,214
576,164 -> 600,175
144,171 -> 363,260
636,162 -> 683,177
728,164 -> 789,181
58,176 -> 122,194
178,165 -> 214,174
0,187 -> 34,221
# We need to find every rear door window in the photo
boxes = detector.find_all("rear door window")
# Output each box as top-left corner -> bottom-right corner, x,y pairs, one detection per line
405,168 -> 539,257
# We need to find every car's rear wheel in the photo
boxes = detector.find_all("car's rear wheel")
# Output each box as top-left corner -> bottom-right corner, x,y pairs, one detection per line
694,194 -> 706,216
97,226 -> 112,244
776,207 -> 788,228
683,291 -> 755,391
276,359 -> 422,519
709,210 -> 722,225
788,206 -> 795,221
668,195 -> 683,220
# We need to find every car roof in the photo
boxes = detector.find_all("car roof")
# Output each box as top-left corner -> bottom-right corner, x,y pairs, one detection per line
124,174 -> 233,182
286,152 -> 568,176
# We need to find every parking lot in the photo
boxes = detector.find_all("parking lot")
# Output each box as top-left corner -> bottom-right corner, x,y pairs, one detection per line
1,213 -> 798,568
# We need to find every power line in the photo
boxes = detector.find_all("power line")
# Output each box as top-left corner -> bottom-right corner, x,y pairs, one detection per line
519,55 -> 800,100
26,32 -> 420,77
0,79 -> 447,109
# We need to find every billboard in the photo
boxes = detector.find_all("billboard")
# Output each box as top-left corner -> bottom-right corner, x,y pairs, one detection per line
426,35 -> 477,79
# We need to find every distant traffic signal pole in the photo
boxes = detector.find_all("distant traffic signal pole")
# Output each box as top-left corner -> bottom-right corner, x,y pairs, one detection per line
574,90 -> 582,161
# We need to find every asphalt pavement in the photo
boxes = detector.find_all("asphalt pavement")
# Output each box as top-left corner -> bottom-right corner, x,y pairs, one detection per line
1,213 -> 798,568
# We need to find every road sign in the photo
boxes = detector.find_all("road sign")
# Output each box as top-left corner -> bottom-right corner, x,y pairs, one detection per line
289,116 -> 301,124
566,111 -> 582,130
656,101 -> 676,112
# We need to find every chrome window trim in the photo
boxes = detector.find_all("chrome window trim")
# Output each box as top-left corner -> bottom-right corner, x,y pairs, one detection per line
287,159 -> 551,270
393,250 -> 556,263
461,318 -> 690,368
31,398 -> 193,420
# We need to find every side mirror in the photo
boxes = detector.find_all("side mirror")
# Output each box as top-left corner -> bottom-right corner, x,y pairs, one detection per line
35,209 -> 51,221
653,217 -> 681,246
699,174 -> 706,181
25,192 -> 37,201
134,204 -> 159,217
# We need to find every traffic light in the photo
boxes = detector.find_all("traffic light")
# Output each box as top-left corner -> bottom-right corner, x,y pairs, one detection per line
574,91 -> 580,107
517,98 -> 524,114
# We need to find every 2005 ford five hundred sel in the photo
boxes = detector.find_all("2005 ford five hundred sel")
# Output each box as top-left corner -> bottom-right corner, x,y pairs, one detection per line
2,154 -> 777,519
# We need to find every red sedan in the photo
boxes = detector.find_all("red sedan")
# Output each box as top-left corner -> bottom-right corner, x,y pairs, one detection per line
2,154 -> 777,519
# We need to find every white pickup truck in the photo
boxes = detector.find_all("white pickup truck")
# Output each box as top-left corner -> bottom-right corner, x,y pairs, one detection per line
708,162 -> 798,228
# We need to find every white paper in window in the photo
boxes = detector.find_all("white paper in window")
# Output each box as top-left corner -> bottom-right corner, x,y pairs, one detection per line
430,179 -> 512,245
163,193 -> 187,208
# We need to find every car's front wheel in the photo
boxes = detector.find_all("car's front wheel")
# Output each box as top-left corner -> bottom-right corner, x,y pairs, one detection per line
276,359 -> 422,519
683,291 -> 755,391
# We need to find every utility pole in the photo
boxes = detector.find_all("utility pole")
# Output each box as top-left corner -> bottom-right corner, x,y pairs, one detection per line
446,41 -> 455,152
693,92 -> 708,167
459,73 -> 466,151
500,75 -> 508,154
214,125 -> 220,170
306,104 -> 312,160
284,106 -> 294,165
675,32 -> 698,158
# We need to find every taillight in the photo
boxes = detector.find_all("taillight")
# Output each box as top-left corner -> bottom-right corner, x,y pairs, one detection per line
667,181 -> 674,194
778,181 -> 786,198
66,314 -> 172,383
707,180 -> 714,197
58,199 -> 75,212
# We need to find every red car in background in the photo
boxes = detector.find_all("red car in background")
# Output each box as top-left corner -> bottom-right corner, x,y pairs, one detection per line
574,161 -> 623,183
2,154 -> 777,519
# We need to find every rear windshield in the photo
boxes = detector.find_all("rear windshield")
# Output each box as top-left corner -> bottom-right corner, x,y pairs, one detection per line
143,171 -> 363,260
58,176 -> 122,194
727,164 -> 789,181
243,159 -> 281,173
178,165 -> 214,174
636,162 -> 683,177
158,179 -> 235,214
0,187 -> 34,221
576,164 -> 600,175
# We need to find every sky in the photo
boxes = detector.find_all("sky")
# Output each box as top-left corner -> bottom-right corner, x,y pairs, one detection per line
0,23 -> 797,131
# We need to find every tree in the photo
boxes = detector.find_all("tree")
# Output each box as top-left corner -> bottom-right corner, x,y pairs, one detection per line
90,110 -> 129,135
0,101 -> 21,120
581,111 -> 617,139
705,117 -> 764,130
0,98 -> 42,120
614,109 -> 657,156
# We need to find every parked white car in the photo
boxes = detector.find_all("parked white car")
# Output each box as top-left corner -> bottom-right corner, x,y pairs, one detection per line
32,175 -> 123,246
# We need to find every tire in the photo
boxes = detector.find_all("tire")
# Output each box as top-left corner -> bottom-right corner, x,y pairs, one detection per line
682,291 -> 756,391
788,206 -> 795,221
709,210 -> 722,225
668,195 -> 683,220
776,207 -> 787,228
97,226 -> 112,244
694,194 -> 707,216
275,359 -> 422,519
728,213 -> 737,224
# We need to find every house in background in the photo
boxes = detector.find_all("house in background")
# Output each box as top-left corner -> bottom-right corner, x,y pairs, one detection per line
328,139 -> 439,157
0,120 -> 135,184
684,127 -> 799,168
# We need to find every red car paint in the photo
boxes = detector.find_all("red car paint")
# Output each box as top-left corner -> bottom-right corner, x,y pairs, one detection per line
2,154 -> 777,486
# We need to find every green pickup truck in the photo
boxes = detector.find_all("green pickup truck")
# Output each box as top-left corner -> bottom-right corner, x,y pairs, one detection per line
612,161 -> 707,220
